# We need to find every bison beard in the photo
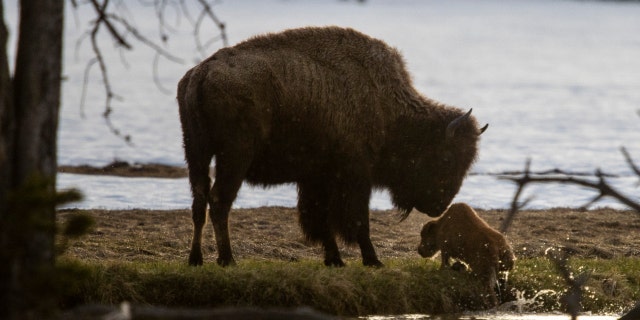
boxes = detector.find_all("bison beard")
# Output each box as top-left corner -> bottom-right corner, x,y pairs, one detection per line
177,26 -> 487,267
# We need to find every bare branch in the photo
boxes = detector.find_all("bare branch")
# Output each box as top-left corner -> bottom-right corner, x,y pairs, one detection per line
193,0 -> 228,57
621,146 -> 640,178
517,172 -> 640,212
152,52 -> 173,95
196,0 -> 227,47
501,161 -> 640,219
75,0 -> 228,143
89,0 -> 133,50
107,14 -> 184,64
476,168 -> 618,178
80,58 -> 98,118
88,9 -> 133,144
499,158 -> 533,234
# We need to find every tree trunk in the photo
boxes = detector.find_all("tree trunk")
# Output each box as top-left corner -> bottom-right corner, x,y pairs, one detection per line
0,0 -> 65,318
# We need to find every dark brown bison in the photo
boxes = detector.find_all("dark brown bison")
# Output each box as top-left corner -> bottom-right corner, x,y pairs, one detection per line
177,26 -> 487,267
418,203 -> 515,306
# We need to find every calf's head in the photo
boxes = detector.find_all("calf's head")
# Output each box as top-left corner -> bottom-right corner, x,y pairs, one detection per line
418,221 -> 439,257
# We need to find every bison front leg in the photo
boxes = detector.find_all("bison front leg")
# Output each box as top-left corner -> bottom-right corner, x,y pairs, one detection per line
329,175 -> 382,267
356,217 -> 383,267
298,180 -> 345,267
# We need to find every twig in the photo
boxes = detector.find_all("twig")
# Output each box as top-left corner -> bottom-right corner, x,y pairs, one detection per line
621,146 -> 640,178
499,158 -> 533,234
194,0 -> 228,57
89,0 -> 133,50
473,169 -> 619,178
80,58 -> 98,119
152,52 -> 173,94
196,0 -> 227,46
106,14 -> 184,63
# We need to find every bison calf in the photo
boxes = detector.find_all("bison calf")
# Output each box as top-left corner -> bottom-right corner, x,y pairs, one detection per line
418,203 -> 515,307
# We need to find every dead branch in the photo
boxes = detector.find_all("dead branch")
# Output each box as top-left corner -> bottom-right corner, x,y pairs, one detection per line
500,147 -> 640,217
501,166 -> 640,213
474,168 -> 619,178
499,158 -> 533,234
75,0 -> 228,144
193,0 -> 228,57
88,3 -> 132,143
89,0 -> 132,50
621,146 -> 640,178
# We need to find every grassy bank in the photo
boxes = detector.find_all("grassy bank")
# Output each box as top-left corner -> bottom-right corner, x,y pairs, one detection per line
57,257 -> 640,316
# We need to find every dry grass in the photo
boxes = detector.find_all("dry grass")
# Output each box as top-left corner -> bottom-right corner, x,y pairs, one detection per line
58,207 -> 640,265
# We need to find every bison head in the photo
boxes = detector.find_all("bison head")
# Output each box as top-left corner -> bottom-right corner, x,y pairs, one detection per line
418,221 -> 439,257
382,109 -> 486,218
406,109 -> 486,217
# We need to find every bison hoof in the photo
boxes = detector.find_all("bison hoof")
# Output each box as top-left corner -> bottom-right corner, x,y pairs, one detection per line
363,259 -> 384,268
188,252 -> 203,266
217,257 -> 236,267
324,258 -> 346,267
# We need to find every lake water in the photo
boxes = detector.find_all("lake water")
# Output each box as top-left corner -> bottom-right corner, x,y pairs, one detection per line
16,0 -> 634,211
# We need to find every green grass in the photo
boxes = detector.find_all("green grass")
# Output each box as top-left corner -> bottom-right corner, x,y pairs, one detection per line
56,257 -> 640,316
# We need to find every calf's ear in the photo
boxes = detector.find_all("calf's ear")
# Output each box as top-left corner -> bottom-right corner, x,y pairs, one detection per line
420,221 -> 437,238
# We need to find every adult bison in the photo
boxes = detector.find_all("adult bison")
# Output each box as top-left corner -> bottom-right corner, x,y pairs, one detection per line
177,26 -> 487,267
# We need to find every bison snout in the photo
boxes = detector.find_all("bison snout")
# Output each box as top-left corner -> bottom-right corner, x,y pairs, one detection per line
415,205 -> 446,218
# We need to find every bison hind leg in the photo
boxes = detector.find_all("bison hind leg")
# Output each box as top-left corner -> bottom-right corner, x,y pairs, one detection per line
183,131 -> 214,266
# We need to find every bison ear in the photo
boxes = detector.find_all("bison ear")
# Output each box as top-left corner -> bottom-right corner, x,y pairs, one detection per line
445,108 -> 473,140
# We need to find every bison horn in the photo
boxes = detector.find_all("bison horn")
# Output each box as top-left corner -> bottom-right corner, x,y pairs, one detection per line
479,123 -> 489,135
445,108 -> 473,140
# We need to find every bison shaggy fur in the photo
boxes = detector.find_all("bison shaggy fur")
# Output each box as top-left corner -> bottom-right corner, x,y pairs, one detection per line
178,26 -> 486,267
418,203 -> 515,306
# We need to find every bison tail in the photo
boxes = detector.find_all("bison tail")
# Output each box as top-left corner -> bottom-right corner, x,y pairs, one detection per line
177,66 -> 215,199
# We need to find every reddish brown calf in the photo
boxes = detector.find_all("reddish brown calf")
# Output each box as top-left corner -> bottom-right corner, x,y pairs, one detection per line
418,203 -> 515,307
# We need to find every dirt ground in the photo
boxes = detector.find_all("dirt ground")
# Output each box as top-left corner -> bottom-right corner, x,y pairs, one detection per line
57,163 -> 640,264
58,206 -> 640,264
